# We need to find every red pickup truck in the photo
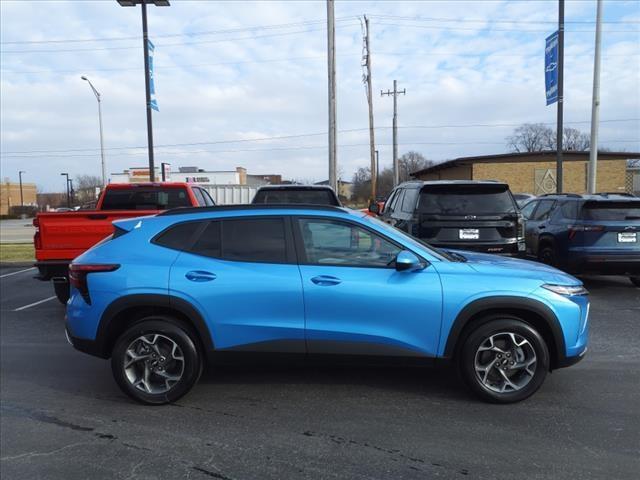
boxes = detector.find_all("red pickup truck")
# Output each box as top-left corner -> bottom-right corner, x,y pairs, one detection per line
34,182 -> 214,303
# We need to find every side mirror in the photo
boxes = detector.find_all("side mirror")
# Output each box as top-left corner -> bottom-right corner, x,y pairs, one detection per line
395,250 -> 425,272
368,202 -> 380,215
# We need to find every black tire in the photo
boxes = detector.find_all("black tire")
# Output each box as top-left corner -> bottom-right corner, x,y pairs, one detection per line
111,317 -> 203,405
53,280 -> 70,304
630,276 -> 640,287
537,244 -> 557,267
459,317 -> 550,403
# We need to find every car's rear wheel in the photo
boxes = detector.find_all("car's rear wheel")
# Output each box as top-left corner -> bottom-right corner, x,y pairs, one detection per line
53,279 -> 70,304
630,276 -> 640,287
538,244 -> 557,267
459,317 -> 550,403
111,317 -> 202,405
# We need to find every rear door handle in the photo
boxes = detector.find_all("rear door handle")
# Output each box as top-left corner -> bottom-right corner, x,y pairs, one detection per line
185,271 -> 217,282
311,275 -> 342,286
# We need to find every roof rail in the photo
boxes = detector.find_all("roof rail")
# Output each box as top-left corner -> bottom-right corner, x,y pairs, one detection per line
595,192 -> 636,197
538,193 -> 582,198
158,204 -> 347,217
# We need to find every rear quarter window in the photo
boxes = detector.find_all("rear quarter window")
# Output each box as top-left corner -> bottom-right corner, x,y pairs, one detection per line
154,221 -> 203,250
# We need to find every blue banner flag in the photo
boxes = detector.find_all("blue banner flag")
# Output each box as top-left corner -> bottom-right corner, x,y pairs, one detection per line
545,31 -> 559,105
147,39 -> 159,111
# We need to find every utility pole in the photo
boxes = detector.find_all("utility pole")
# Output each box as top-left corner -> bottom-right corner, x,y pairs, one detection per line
556,0 -> 565,193
327,0 -> 337,193
588,0 -> 603,194
18,171 -> 25,207
363,16 -> 376,201
375,150 -> 379,191
381,80 -> 406,187
60,173 -> 70,208
68,179 -> 74,207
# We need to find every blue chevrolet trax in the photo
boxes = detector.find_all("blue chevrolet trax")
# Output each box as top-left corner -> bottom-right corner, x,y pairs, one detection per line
66,205 -> 589,404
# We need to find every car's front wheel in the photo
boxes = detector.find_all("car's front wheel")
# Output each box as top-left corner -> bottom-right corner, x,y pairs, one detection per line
111,317 -> 202,405
459,317 -> 550,403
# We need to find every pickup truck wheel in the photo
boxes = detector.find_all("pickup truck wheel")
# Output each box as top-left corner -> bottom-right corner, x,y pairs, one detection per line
459,317 -> 549,403
53,280 -> 70,304
111,317 -> 202,405
630,276 -> 640,287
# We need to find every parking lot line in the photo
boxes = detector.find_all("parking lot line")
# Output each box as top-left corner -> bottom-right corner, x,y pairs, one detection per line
13,295 -> 57,312
0,267 -> 36,279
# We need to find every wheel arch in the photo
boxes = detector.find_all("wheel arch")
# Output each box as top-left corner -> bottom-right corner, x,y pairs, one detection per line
443,296 -> 566,370
95,294 -> 214,359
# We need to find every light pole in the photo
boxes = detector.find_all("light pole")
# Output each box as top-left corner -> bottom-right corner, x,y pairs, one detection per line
118,0 -> 170,183
68,179 -> 75,207
81,76 -> 106,186
60,173 -> 70,208
18,170 -> 25,207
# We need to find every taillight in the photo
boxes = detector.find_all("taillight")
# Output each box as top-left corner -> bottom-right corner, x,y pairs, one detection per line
69,264 -> 119,304
568,225 -> 605,241
33,217 -> 41,249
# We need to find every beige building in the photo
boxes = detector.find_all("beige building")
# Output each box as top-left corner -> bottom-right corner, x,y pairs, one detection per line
411,151 -> 639,195
0,180 -> 37,216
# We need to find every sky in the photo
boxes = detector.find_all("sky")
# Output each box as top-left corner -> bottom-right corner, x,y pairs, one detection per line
1,0 -> 639,192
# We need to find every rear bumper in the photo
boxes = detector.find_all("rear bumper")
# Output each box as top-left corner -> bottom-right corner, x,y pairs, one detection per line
34,260 -> 70,280
430,239 -> 525,256
567,252 -> 640,275
65,325 -> 108,359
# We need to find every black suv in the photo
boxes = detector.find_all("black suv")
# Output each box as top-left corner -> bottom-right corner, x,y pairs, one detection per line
252,185 -> 341,206
378,180 -> 525,255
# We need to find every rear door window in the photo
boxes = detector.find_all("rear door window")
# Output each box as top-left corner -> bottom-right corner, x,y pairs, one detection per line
101,188 -> 192,210
401,189 -> 419,213
520,201 -> 538,219
418,185 -> 517,215
530,200 -> 556,221
581,201 -> 640,221
191,221 -> 221,257
222,218 -> 287,263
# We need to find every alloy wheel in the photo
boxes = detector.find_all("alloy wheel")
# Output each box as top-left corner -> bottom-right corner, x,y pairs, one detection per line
474,332 -> 537,393
124,334 -> 185,394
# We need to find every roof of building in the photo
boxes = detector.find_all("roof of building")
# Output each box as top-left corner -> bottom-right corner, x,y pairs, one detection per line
411,150 -> 640,176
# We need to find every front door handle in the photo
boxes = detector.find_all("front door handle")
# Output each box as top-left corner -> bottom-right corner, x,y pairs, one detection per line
311,275 -> 342,286
185,271 -> 217,282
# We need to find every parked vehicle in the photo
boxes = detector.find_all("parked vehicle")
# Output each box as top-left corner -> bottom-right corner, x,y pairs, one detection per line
66,205 -> 588,404
520,193 -> 640,286
374,181 -> 525,255
514,193 -> 536,207
34,182 -> 214,303
252,184 -> 341,206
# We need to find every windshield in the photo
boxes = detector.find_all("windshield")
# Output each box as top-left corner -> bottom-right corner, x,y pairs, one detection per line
582,201 -> 640,221
418,185 -> 517,215
253,189 -> 339,206
363,215 -> 453,261
101,188 -> 191,210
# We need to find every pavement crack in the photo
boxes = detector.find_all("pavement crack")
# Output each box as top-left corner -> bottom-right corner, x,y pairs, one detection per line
1,442 -> 88,462
192,466 -> 233,479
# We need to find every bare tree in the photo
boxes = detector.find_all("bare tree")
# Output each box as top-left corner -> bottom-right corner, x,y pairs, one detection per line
398,151 -> 433,181
351,167 -> 372,202
74,174 -> 102,205
507,124 -> 592,152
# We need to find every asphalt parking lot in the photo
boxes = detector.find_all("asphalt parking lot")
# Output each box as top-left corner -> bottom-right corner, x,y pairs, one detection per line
1,265 -> 639,480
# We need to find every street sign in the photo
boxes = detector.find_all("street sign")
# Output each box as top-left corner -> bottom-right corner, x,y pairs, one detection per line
545,31 -> 559,105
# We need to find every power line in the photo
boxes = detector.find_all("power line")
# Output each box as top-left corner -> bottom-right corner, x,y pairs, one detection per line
0,17 -> 359,45
2,118 -> 638,156
367,14 -> 640,25
373,21 -> 639,34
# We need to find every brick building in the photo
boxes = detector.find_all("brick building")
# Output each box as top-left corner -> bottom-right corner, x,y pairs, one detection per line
411,151 -> 639,195
0,180 -> 37,216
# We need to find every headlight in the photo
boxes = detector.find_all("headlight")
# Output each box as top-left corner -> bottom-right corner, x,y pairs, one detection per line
542,284 -> 588,296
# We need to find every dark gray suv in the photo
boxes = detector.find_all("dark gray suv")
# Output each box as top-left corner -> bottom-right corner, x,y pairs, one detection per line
377,180 -> 525,255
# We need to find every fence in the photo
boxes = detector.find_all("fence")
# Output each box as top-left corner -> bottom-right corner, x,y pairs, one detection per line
200,184 -> 258,205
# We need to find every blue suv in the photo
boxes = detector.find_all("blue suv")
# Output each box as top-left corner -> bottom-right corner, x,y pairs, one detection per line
66,205 -> 589,404
521,193 -> 640,286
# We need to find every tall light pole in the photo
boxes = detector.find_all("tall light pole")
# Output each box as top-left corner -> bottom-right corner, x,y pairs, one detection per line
117,0 -> 170,183
81,76 -> 106,186
60,173 -> 70,208
18,171 -> 25,207
588,0 -> 603,194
